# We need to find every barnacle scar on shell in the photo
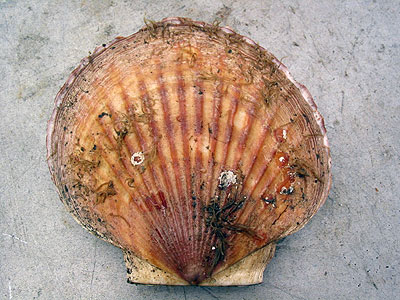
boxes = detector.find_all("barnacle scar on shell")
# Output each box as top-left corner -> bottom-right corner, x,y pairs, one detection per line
131,151 -> 145,166
46,17 -> 331,286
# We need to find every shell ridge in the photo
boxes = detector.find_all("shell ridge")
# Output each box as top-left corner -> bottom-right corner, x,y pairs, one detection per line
198,54 -> 227,274
226,150 -> 279,261
238,93 -> 328,251
233,97 -> 304,246
237,112 -> 275,194
247,147 -> 283,207
203,75 -> 276,270
176,47 -> 200,263
192,74 -> 206,273
234,121 -> 272,218
236,81 -> 283,194
174,46 -> 198,269
111,66 -> 184,270
155,57 -> 194,275
118,79 -> 182,263
89,123 -> 161,251
201,84 -> 240,276
224,123 -> 273,261
194,73 -> 210,270
54,39 -> 177,268
134,67 -> 189,273
90,82 -> 150,201
93,61 -> 182,273
93,108 -> 133,199
229,104 -> 255,174
212,85 -> 240,210
205,81 -> 242,273
209,85 -> 239,200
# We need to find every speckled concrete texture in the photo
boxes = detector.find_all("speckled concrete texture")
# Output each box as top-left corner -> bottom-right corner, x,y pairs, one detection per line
0,1 -> 399,299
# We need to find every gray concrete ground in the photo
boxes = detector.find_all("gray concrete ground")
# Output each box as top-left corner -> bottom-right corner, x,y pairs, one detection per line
0,0 -> 399,299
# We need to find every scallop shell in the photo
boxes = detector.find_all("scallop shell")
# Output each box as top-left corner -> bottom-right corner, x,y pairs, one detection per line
47,17 -> 331,286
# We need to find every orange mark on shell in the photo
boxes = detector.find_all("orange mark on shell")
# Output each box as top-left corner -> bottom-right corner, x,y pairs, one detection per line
261,193 -> 276,208
275,151 -> 289,167
274,128 -> 286,143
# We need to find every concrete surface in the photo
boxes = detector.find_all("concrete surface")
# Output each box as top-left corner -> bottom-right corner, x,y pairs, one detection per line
0,0 -> 399,299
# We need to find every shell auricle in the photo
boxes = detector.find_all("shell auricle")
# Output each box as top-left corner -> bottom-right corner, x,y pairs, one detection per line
47,17 -> 331,286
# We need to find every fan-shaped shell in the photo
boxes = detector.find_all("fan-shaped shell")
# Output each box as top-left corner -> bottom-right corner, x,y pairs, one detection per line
47,17 -> 331,285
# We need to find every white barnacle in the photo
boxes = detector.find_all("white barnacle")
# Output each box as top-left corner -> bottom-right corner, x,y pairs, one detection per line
280,186 -> 294,195
282,129 -> 287,140
262,196 -> 276,208
131,151 -> 145,166
279,156 -> 285,162
218,170 -> 237,190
